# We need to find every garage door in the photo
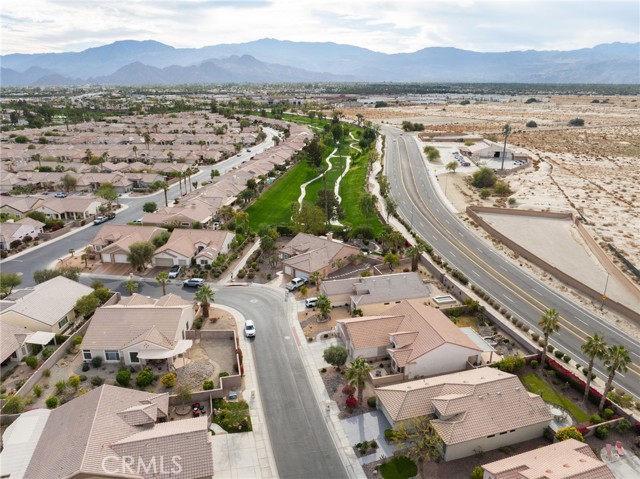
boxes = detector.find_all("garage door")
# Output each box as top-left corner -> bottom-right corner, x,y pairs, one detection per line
295,271 -> 309,280
284,265 -> 293,276
155,257 -> 174,267
114,254 -> 128,264
101,253 -> 111,263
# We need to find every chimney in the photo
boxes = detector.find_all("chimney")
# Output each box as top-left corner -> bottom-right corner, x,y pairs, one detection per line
326,232 -> 333,241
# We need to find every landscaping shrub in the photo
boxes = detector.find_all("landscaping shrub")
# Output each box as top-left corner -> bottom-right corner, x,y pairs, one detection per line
602,408 -> 614,420
590,414 -> 603,424
25,355 -> 38,369
342,384 -> 356,396
554,350 -> 564,359
530,359 -> 539,369
91,356 -> 103,368
1,395 -> 25,414
91,376 -> 104,386
43,368 -> 51,377
563,354 -> 571,363
116,369 -> 131,386
203,380 -> 214,390
42,346 -> 55,359
555,426 -> 584,442
471,466 -> 484,479
82,362 -> 90,372
34,385 -> 43,398
68,375 -> 81,389
547,344 -> 555,353
55,380 -> 66,394
136,368 -> 154,388
367,396 -> 377,408
219,371 -> 229,378
595,425 -> 609,440
45,396 -> 59,409
379,456 -> 417,479
346,395 -> 358,408
616,418 -> 631,433
79,374 -> 87,382
384,428 -> 397,442
160,372 -> 176,388
72,335 -> 83,346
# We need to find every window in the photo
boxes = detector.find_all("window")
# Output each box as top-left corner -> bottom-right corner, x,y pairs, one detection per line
487,434 -> 495,438
129,351 -> 139,363
58,317 -> 68,329
83,350 -> 92,360
499,431 -> 508,435
105,350 -> 120,361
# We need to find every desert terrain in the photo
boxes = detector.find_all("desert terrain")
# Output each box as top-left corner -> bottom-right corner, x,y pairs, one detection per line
343,95 -> 640,331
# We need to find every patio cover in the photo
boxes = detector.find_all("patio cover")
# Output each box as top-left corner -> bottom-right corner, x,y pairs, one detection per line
136,340 -> 193,360
26,331 -> 56,346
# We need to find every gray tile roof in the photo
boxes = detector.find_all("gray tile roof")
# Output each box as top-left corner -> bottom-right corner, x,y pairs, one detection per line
0,321 -> 31,361
322,272 -> 431,306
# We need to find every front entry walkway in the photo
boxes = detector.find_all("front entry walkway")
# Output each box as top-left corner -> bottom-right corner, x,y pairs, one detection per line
340,411 -> 399,465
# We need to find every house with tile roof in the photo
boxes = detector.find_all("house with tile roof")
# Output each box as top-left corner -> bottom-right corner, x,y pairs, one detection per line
0,385 -> 213,479
0,195 -> 45,217
0,321 -> 33,363
0,217 -> 44,250
37,196 -> 108,220
279,232 -> 361,280
153,229 -> 234,268
82,293 -> 195,366
376,368 -> 552,461
91,224 -> 167,264
322,272 -> 431,314
336,299 -> 483,380
0,276 -> 94,333
142,200 -> 216,229
481,438 -> 615,479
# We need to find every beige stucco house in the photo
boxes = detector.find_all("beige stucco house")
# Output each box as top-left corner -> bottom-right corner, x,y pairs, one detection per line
0,276 -> 94,333
376,368 -> 552,461
82,293 -> 195,367
0,217 -> 45,250
91,224 -> 167,264
336,299 -> 483,379
153,229 -> 234,267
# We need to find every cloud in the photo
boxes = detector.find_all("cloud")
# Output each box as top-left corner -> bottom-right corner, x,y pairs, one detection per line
2,0 -> 638,55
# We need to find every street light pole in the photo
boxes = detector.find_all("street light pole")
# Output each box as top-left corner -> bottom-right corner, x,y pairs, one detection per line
600,272 -> 610,311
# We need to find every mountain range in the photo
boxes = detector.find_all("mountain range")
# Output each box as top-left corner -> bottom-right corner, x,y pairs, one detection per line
2,39 -> 639,86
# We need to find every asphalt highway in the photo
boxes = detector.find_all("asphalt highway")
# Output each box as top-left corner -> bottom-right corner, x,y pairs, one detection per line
383,127 -> 640,396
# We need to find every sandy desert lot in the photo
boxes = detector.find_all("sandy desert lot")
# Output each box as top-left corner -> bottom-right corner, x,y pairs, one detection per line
344,95 -> 640,327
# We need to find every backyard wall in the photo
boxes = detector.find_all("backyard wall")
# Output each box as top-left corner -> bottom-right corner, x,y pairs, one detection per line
467,206 -> 640,324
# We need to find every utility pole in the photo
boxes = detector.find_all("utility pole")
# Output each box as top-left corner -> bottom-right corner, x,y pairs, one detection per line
600,272 -> 610,311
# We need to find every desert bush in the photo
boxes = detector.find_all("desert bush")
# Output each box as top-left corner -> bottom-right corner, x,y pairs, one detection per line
91,356 -> 103,368
68,375 -> 81,389
342,384 -> 356,396
602,408 -> 614,420
82,362 -> 90,372
590,414 -> 603,424
555,426 -> 584,442
346,396 -> 358,408
91,376 -> 104,386
25,355 -> 38,369
160,373 -> 176,388
367,397 -> 377,408
46,396 -> 59,409
116,369 -> 131,386
595,426 -> 609,440
203,380 -> 214,390
34,384 -> 43,397
136,368 -> 154,388
530,359 -> 539,369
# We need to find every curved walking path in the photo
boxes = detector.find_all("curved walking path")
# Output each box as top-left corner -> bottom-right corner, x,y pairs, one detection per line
297,148 -> 338,206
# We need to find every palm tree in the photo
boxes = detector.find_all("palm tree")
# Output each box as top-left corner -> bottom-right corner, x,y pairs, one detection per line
124,279 -> 138,296
310,271 -> 323,292
158,181 -> 169,207
406,243 -> 426,272
132,145 -> 138,159
142,132 -> 152,151
500,123 -> 512,170
538,308 -> 560,371
599,345 -> 631,412
156,271 -> 170,296
580,333 -> 607,405
345,357 -> 372,406
194,284 -> 215,319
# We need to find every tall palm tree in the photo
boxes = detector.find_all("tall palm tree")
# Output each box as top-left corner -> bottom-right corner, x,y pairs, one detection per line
406,243 -> 426,272
310,271 -> 323,292
156,271 -> 170,296
580,333 -> 607,405
194,284 -> 215,319
124,279 -> 138,296
345,357 -> 372,406
132,145 -> 138,159
500,123 -> 512,170
158,181 -> 169,207
538,308 -> 560,370
599,345 -> 631,412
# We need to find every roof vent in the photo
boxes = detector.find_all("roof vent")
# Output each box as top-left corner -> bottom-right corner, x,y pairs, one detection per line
497,391 -> 502,395
478,395 -> 483,399
515,387 -> 520,391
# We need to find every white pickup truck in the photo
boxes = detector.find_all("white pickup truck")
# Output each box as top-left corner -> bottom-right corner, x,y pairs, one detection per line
285,277 -> 307,291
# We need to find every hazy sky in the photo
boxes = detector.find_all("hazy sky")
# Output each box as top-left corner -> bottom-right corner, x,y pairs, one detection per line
2,0 -> 638,55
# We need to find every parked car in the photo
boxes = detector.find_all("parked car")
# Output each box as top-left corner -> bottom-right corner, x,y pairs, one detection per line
183,278 -> 204,288
285,277 -> 307,291
93,216 -> 109,225
305,297 -> 318,308
54,192 -> 67,198
132,218 -> 142,225
168,265 -> 181,279
244,320 -> 256,338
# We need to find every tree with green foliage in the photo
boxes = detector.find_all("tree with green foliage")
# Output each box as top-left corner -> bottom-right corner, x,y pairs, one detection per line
0,272 -> 22,297
156,271 -> 170,295
316,295 -> 332,320
310,271 -> 323,292
127,241 -> 155,272
1,395 -> 25,414
580,333 -> 607,406
471,167 -> 497,188
124,279 -> 138,296
555,426 -> 584,442
445,161 -> 458,173
75,293 -> 100,319
406,243 -> 425,272
539,308 -> 560,371
291,203 -> 326,235
345,357 -> 372,406
60,173 -> 77,193
33,266 -> 81,284
323,345 -> 348,368
599,345 -> 631,412
142,201 -> 157,213
359,193 -> 377,218
304,137 -> 324,167
384,195 -> 397,221
392,416 -> 443,477
500,123 -> 512,170
471,466 -> 484,479
95,183 -> 118,209
423,146 -> 440,162
195,284 -> 215,318
383,252 -> 400,271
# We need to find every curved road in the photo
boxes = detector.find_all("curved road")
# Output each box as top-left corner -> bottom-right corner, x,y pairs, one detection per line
383,126 -> 640,395
217,286 -> 348,479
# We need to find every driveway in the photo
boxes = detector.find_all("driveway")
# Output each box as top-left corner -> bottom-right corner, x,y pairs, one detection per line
340,411 -> 399,465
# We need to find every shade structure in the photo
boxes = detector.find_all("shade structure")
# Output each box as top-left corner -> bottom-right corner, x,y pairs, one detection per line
136,340 -> 193,360
25,331 -> 56,346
